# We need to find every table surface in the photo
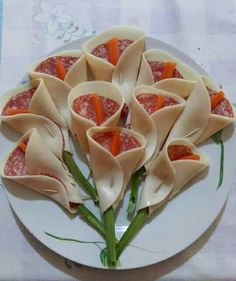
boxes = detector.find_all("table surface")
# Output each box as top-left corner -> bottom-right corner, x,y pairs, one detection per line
0,1 -> 236,280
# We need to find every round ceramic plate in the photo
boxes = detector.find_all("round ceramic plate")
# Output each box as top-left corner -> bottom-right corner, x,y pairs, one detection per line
1,36 -> 235,270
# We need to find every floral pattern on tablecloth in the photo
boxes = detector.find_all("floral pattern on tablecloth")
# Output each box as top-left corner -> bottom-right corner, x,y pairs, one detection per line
33,1 -> 96,43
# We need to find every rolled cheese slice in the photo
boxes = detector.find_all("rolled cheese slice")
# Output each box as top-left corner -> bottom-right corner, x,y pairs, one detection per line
0,112 -> 71,158
136,49 -> 199,86
82,25 -> 144,104
138,138 -> 209,215
167,77 -> 236,144
87,127 -> 146,213
0,78 -> 66,128
196,76 -> 236,144
130,85 -> 186,168
28,51 -> 87,126
68,81 -> 124,156
0,129 -> 82,213
153,78 -> 196,99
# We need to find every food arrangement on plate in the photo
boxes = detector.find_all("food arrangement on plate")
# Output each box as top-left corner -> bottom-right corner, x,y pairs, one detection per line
0,25 -> 235,268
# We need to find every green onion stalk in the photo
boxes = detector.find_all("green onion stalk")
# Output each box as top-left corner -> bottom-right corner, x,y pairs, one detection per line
103,206 -> 117,266
127,166 -> 146,215
116,208 -> 148,259
63,151 -> 99,203
75,204 -> 105,237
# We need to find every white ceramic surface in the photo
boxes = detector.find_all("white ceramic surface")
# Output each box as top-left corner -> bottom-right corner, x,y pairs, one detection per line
1,36 -> 235,270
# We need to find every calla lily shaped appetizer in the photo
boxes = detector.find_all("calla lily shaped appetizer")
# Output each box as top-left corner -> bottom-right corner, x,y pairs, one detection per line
130,85 -> 186,168
82,25 -> 144,104
28,50 -> 87,126
68,81 -> 124,157
167,77 -> 236,144
127,85 -> 186,214
137,49 -> 199,86
0,79 -> 69,158
138,139 -> 209,213
116,138 -> 208,259
0,78 -> 66,128
87,126 -> 146,265
0,129 -> 104,235
1,129 -> 82,212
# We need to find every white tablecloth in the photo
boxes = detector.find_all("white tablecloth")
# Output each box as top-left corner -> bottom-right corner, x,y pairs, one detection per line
0,0 -> 236,280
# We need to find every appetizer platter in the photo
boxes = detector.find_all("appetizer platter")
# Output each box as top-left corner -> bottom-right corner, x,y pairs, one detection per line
0,25 -> 235,269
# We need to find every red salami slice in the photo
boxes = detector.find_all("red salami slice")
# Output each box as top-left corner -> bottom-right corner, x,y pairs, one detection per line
69,202 -> 80,209
4,145 -> 77,207
92,130 -> 141,155
35,56 -> 79,79
91,39 -> 133,63
148,61 -> 183,82
120,103 -> 129,122
137,93 -> 178,115
4,147 -> 28,176
207,87 -> 234,117
167,145 -> 193,161
72,94 -> 120,125
2,87 -> 36,116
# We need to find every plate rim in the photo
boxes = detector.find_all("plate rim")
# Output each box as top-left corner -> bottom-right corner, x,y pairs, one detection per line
2,34 -> 235,270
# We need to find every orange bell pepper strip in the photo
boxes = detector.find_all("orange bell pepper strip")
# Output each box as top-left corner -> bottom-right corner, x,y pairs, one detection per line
92,94 -> 105,125
4,108 -> 29,116
211,91 -> 224,110
18,141 -> 27,152
159,61 -> 177,80
107,37 -> 120,66
155,95 -> 164,111
110,130 -> 121,156
56,59 -> 67,80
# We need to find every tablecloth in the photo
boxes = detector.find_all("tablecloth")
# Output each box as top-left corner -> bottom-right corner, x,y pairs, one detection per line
0,0 -> 236,280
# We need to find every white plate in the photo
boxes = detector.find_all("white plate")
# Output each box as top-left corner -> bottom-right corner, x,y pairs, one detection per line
1,36 -> 235,270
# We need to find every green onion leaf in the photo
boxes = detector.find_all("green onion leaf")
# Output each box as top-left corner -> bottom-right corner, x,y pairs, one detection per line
63,151 -> 99,203
127,166 -> 146,215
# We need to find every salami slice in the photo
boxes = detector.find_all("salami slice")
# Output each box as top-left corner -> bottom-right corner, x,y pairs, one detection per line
148,61 -> 183,82
137,93 -> 178,115
167,145 -> 193,161
207,87 -> 234,117
72,94 -> 120,125
35,56 -> 79,79
4,147 -> 28,176
120,103 -> 129,122
92,130 -> 141,155
91,39 -> 133,63
2,87 -> 36,116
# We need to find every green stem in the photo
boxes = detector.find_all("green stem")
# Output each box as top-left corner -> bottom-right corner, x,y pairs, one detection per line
127,166 -> 146,215
63,151 -> 98,203
103,207 -> 116,265
76,204 -> 105,237
116,208 -> 148,259
217,140 -> 224,189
